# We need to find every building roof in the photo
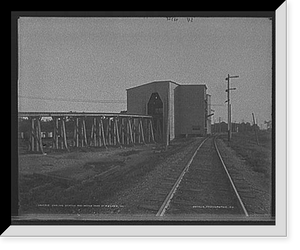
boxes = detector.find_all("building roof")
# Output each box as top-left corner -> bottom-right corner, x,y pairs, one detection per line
126,80 -> 206,91
179,83 -> 207,89
126,80 -> 180,91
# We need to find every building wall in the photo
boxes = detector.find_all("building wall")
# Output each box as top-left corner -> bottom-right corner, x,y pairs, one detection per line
168,82 -> 177,141
126,81 -> 178,142
176,85 -> 207,136
174,86 -> 182,136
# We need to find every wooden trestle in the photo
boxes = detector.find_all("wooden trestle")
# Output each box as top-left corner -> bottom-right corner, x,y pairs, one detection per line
18,112 -> 155,153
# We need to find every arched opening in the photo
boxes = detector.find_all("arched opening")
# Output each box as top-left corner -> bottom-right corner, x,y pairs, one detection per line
147,92 -> 163,142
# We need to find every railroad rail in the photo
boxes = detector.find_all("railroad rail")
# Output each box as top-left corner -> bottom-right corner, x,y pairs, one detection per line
213,135 -> 249,216
156,137 -> 209,216
18,112 -> 155,153
156,135 -> 249,217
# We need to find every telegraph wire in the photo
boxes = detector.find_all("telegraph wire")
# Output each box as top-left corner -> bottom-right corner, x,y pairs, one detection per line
210,104 -> 226,107
19,95 -> 225,106
18,95 -> 126,104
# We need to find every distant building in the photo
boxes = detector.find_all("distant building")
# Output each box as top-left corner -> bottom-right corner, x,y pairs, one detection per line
212,121 -> 228,133
212,121 -> 258,134
126,81 -> 211,143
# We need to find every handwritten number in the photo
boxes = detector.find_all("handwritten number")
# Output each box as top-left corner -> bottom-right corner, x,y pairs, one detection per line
166,17 -> 194,23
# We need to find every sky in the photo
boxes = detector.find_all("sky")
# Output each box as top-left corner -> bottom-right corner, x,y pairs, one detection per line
18,17 -> 272,127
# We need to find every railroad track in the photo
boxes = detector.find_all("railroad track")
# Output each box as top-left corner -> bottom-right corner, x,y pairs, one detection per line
153,135 -> 249,218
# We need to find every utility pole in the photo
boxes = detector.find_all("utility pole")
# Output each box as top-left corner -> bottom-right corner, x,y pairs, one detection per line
225,74 -> 238,142
166,82 -> 171,150
252,113 -> 259,145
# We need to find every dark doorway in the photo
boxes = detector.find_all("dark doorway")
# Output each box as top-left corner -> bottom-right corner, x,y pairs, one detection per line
147,92 -> 163,142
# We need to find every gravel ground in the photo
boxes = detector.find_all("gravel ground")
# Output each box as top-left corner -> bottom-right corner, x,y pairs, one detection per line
18,146 -> 141,175
18,135 -> 273,221
18,137 -> 202,216
102,137 -> 205,216
18,145 -> 155,214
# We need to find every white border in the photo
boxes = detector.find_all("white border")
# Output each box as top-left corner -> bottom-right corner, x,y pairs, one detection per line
4,4 -> 287,237
274,0 -> 287,237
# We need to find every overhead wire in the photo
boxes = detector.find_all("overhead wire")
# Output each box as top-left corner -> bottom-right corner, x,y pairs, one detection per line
18,95 -> 126,104
19,95 -> 225,107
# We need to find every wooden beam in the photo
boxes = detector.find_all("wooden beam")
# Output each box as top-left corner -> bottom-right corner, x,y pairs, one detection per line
114,118 -> 121,148
121,118 -> 125,145
31,118 -> 35,151
19,112 -> 152,119
124,118 -> 128,145
113,118 -> 116,145
82,117 -> 87,147
149,119 -> 155,143
100,117 -> 107,148
98,117 -> 102,147
132,118 -> 136,144
60,118 -> 64,149
62,117 -> 69,151
35,119 -> 39,152
56,117 -> 60,149
90,117 -> 95,146
52,117 -> 55,149
73,118 -> 76,147
38,118 -> 44,153
80,118 -> 84,147
94,118 -> 97,146
106,118 -> 111,145
75,118 -> 79,147
128,118 -> 134,145
147,119 -> 151,143
140,118 -> 145,144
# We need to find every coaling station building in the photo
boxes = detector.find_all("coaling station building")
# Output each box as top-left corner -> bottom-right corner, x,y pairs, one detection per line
126,81 -> 212,144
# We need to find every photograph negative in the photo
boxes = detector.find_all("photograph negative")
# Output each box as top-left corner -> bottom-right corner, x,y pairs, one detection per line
11,11 -> 284,231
